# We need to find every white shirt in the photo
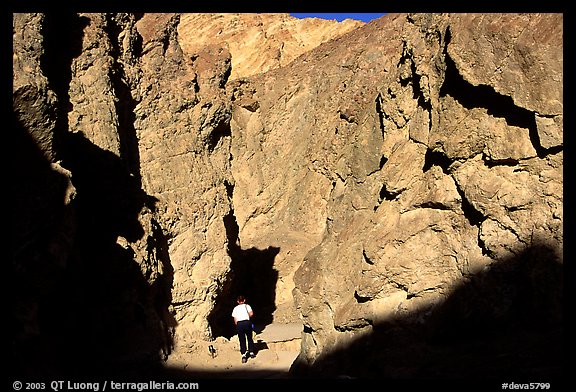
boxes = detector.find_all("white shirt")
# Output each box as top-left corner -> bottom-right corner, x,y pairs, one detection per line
232,303 -> 253,322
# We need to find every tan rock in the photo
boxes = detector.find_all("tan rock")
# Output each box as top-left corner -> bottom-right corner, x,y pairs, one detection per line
177,13 -> 364,80
12,12 -> 562,379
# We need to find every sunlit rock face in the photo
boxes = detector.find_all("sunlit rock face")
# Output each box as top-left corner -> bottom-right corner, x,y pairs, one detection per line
12,12 -> 562,378
177,13 -> 364,80
285,13 -> 563,378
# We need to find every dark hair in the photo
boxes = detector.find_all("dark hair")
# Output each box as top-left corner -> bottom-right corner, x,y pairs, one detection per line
237,295 -> 246,303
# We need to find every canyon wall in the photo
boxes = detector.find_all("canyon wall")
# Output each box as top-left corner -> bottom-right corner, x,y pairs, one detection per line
12,12 -> 562,378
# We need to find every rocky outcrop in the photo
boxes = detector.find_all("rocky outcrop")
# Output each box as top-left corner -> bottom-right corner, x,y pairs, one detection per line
177,13 -> 363,80
12,12 -> 562,379
284,13 -> 563,378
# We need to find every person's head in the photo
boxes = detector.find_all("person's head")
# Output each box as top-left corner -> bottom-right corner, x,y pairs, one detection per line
237,295 -> 246,304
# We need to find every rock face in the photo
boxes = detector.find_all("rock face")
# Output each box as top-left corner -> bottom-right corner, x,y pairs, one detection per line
177,13 -> 364,80
12,12 -> 562,379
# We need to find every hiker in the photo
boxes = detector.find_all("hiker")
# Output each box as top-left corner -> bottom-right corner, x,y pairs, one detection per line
232,295 -> 256,363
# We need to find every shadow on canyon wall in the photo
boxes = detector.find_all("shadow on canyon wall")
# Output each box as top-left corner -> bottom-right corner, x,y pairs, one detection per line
11,12 -> 563,384
208,208 -> 280,339
290,240 -> 564,380
11,11 -> 278,380
10,110 -> 279,379
10,113 -> 176,379
12,13 -> 174,373
155,240 -> 564,385
10,110 -> 564,381
11,12 -> 176,379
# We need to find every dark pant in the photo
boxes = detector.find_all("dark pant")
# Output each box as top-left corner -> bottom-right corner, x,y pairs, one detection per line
236,320 -> 255,355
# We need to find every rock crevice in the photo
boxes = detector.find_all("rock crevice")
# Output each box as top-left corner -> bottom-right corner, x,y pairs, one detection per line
12,12 -> 562,379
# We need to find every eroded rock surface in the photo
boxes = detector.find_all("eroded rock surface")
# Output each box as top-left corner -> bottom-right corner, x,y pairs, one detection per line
177,13 -> 364,80
12,12 -> 562,379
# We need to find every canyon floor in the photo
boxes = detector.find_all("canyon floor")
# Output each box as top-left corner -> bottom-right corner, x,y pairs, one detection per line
162,322 -> 302,379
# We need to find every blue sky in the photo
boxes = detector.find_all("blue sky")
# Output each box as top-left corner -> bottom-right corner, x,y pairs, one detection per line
290,13 -> 386,23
